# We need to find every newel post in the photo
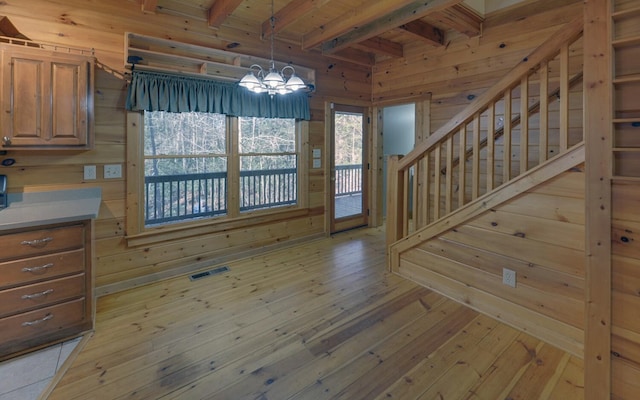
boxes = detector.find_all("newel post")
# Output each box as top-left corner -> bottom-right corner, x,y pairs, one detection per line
386,155 -> 404,255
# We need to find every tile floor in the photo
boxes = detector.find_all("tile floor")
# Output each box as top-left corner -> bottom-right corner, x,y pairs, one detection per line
0,337 -> 81,400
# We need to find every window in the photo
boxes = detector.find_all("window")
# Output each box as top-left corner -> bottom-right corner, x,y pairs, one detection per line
140,112 -> 302,227
239,117 -> 297,212
143,112 -> 228,225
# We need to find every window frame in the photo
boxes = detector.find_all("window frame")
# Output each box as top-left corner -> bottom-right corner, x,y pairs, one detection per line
143,111 -> 229,225
125,111 -> 310,246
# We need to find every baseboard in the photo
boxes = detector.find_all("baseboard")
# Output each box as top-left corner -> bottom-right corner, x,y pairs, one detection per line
94,232 -> 326,297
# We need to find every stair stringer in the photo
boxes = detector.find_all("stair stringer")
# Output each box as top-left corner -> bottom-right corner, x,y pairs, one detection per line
390,143 -> 586,357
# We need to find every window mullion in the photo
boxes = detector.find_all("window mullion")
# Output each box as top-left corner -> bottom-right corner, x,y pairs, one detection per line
127,111 -> 145,236
227,116 -> 240,218
298,120 -> 309,209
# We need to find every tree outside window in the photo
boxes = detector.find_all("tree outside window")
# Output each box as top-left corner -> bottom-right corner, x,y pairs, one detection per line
143,111 -> 298,226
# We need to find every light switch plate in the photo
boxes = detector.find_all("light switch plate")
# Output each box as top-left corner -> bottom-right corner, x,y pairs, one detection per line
84,165 -> 96,180
104,164 -> 122,179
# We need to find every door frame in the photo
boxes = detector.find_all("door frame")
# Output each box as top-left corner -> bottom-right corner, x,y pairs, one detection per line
324,102 -> 372,234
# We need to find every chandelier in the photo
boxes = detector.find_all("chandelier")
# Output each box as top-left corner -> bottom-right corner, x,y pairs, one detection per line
238,0 -> 307,96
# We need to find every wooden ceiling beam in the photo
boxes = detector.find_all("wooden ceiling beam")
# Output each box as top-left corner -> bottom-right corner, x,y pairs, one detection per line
208,0 -> 244,28
140,0 -> 158,13
319,0 -> 463,54
302,0 -> 419,50
354,37 -> 404,58
398,20 -> 444,46
322,48 -> 376,67
155,0 -> 208,20
261,0 -> 332,39
431,4 -> 483,37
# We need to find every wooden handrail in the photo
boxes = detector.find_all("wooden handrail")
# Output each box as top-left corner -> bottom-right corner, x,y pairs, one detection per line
391,142 -> 585,256
385,16 -> 584,248
441,71 -> 584,175
397,16 -> 584,171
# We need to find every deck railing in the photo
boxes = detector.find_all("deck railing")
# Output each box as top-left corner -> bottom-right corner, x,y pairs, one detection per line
145,172 -> 227,225
386,17 -> 584,248
240,168 -> 297,211
335,164 -> 362,196
145,168 -> 297,225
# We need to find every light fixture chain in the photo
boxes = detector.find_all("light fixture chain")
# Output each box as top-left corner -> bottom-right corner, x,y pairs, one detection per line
270,0 -> 275,66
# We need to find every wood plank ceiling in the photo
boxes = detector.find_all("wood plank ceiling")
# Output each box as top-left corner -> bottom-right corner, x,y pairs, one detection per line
136,0 -> 484,66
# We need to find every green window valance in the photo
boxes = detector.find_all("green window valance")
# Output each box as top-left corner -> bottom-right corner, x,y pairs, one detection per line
126,70 -> 311,120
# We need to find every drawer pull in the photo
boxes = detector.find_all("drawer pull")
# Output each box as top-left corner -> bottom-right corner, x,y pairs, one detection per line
21,313 -> 54,327
21,263 -> 54,273
21,237 -> 53,247
21,289 -> 54,300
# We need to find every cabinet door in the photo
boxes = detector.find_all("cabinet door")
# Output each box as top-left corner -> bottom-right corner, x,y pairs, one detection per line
1,53 -> 46,146
50,59 -> 90,146
1,47 -> 92,149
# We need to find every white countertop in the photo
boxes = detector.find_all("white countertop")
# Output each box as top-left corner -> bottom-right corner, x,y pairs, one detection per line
0,187 -> 102,231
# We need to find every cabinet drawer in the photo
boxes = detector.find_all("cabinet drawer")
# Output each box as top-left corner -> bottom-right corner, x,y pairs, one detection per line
0,274 -> 85,318
0,298 -> 86,347
0,249 -> 84,289
0,225 -> 84,261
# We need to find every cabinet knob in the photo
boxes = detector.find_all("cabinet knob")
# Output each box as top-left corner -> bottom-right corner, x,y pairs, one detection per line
2,136 -> 10,146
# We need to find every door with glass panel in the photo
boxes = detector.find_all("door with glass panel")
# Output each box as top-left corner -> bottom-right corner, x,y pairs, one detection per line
331,104 -> 368,233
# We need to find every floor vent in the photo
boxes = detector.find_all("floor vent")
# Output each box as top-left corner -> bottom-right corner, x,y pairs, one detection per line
189,266 -> 230,281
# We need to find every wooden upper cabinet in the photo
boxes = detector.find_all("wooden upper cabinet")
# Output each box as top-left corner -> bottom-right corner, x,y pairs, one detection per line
1,44 -> 94,150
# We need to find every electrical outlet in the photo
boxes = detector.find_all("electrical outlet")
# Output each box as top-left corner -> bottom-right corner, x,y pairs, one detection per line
503,268 -> 516,288
84,165 -> 96,180
104,164 -> 122,179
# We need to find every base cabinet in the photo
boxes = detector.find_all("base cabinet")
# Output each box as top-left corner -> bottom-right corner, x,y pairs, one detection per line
0,221 -> 93,360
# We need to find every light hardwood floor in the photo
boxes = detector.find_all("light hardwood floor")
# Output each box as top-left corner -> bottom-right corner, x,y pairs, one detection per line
48,227 -> 584,399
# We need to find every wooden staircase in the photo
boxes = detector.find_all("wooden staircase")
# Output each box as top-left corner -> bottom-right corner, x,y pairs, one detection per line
385,17 -> 586,357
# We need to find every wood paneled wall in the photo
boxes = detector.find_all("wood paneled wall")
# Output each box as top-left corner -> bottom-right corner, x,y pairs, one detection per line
612,181 -> 640,398
610,11 -> 640,368
0,0 -> 370,292
383,0 -> 639,397
5,0 -> 639,397
398,166 -> 586,357
373,0 -> 582,133
1,0 -> 584,293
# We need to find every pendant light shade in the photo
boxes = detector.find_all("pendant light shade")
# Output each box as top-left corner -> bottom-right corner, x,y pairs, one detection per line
284,72 -> 306,91
264,68 -> 285,88
238,70 -> 261,90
